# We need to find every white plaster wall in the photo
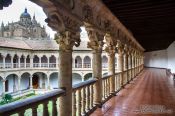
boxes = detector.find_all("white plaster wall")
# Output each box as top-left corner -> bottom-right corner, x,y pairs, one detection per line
50,73 -> 59,89
144,50 -> 168,68
167,41 -> 175,73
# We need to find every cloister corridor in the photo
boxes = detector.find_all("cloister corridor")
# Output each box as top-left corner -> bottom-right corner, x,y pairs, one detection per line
91,68 -> 175,116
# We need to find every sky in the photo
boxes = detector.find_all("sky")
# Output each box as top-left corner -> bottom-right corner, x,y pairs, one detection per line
0,0 -> 88,40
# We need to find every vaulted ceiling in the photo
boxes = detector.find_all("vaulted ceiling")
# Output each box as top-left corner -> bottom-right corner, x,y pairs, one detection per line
102,0 -> 175,52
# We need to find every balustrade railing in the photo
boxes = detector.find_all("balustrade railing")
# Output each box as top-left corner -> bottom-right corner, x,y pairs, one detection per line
75,63 -> 82,68
0,63 -> 3,68
72,79 -> 97,116
102,75 -> 112,101
33,63 -> 40,68
20,63 -> 25,68
26,63 -> 30,68
0,89 -> 65,116
115,72 -> 122,92
49,63 -> 56,68
41,63 -> 48,68
83,63 -> 91,68
13,63 -> 19,68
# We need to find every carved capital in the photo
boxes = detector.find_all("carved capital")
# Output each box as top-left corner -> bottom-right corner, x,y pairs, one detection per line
86,27 -> 104,52
55,31 -> 80,52
104,33 -> 116,56
116,40 -> 124,54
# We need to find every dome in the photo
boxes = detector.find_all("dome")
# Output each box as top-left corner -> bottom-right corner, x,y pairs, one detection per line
20,8 -> 31,18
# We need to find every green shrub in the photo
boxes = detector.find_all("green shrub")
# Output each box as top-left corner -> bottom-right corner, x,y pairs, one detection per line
2,94 -> 12,103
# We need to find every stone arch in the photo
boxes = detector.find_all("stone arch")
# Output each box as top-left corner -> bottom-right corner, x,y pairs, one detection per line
20,72 -> 30,90
32,72 -> 48,89
49,55 -> 56,68
13,54 -> 19,68
41,55 -> 48,67
75,56 -> 82,68
84,73 -> 93,81
5,54 -> 12,68
49,72 -> 59,89
83,56 -> 91,68
6,73 -> 19,92
72,73 -> 82,85
26,55 -> 30,68
102,55 -> 108,68
33,55 -> 39,67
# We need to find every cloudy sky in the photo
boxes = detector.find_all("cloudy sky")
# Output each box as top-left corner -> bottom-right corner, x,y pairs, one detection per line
0,0 -> 88,40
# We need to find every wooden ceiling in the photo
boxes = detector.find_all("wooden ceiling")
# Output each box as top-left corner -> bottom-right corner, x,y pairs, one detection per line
102,0 -> 175,52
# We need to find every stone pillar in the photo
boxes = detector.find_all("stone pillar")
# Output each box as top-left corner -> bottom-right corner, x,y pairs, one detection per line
105,34 -> 116,95
18,77 -> 21,91
47,77 -> 50,89
18,57 -> 20,68
107,52 -> 115,94
125,53 -> 129,83
30,56 -> 33,68
47,57 -> 49,68
117,47 -> 124,87
86,27 -> 104,107
11,56 -> 13,68
2,79 -> 6,94
56,31 -> 81,116
3,56 -> 5,68
30,76 -> 33,89
130,54 -> 132,80
24,56 -> 26,68
39,57 -> 41,68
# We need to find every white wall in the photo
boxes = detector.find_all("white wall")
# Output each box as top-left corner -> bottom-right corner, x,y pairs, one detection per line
144,50 -> 168,68
144,41 -> 175,73
167,41 -> 175,73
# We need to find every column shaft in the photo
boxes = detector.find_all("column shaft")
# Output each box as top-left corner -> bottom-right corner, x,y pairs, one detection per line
108,54 -> 115,94
58,51 -> 72,116
93,51 -> 102,106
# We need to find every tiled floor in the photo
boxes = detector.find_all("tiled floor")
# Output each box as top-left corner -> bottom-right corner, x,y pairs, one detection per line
91,68 -> 175,116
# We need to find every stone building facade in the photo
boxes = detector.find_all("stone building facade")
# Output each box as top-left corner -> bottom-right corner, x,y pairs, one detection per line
0,8 -> 48,39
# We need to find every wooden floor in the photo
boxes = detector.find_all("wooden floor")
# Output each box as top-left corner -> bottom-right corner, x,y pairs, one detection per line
91,68 -> 175,116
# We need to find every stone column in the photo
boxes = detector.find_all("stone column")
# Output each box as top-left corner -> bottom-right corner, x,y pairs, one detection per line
47,57 -> 49,68
2,79 -> 6,94
11,56 -> 13,68
129,54 -> 132,81
3,56 -> 5,68
30,76 -> 33,89
18,77 -> 21,91
24,56 -> 26,68
125,52 -> 129,83
47,77 -> 50,89
56,31 -> 81,116
39,57 -> 41,68
105,34 -> 116,95
30,56 -> 33,68
86,27 -> 104,107
117,46 -> 124,87
107,51 -> 115,94
18,57 -> 20,68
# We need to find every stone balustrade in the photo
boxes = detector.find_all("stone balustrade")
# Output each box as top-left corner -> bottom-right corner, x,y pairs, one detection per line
72,79 -> 97,116
0,89 -> 65,116
0,65 -> 143,116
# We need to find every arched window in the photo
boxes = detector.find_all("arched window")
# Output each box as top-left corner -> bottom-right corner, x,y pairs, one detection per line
83,56 -> 91,68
